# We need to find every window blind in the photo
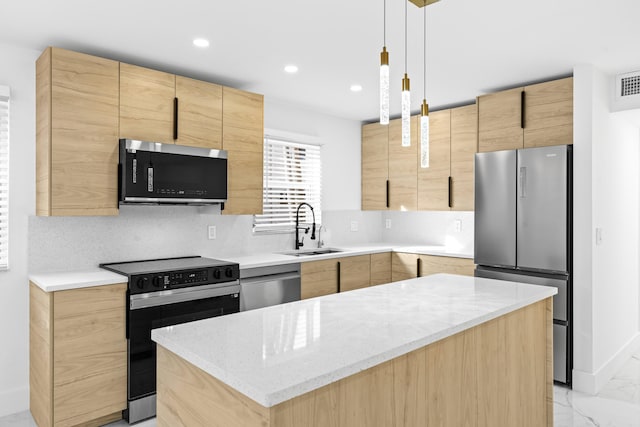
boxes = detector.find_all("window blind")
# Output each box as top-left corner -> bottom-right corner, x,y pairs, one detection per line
0,86 -> 9,270
254,137 -> 321,233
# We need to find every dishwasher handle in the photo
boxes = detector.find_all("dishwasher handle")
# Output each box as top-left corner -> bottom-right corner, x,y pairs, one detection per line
240,272 -> 301,286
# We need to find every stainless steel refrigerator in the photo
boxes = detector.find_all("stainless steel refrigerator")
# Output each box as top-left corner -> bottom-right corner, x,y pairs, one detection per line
474,144 -> 572,386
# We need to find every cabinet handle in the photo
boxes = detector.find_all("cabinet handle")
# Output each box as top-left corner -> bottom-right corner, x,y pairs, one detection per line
173,97 -> 179,140
386,180 -> 390,208
337,261 -> 341,293
417,258 -> 422,278
448,176 -> 453,208
520,91 -> 525,129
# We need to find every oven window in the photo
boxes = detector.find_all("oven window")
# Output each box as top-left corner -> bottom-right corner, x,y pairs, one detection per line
128,293 -> 239,399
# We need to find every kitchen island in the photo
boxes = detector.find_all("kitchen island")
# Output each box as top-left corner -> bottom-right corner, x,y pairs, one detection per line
151,274 -> 556,427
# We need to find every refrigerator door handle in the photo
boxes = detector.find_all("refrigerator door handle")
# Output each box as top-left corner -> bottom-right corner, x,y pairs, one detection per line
519,166 -> 527,198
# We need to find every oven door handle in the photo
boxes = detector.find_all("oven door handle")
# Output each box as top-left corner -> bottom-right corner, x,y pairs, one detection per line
130,282 -> 240,310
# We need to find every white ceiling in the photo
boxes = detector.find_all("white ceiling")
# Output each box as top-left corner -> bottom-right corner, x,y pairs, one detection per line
2,0 -> 640,123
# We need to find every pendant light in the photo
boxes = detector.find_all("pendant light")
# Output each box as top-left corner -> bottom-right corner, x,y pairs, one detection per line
401,0 -> 411,147
380,0 -> 390,125
420,5 -> 429,168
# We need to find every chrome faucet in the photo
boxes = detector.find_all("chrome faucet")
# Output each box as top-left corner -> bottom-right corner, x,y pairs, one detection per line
295,203 -> 316,250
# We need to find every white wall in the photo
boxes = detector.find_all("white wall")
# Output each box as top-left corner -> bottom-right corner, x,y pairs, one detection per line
0,42 -> 39,417
572,64 -> 640,393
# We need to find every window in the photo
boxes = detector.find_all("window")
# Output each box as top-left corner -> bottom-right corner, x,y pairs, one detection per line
254,137 -> 321,233
0,86 -> 9,270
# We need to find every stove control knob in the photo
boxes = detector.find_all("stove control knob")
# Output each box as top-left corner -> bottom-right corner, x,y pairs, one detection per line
224,267 -> 234,278
213,269 -> 221,280
152,276 -> 163,288
136,277 -> 147,290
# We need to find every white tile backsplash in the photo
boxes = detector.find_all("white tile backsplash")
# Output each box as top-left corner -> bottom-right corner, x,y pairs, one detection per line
28,208 -> 473,272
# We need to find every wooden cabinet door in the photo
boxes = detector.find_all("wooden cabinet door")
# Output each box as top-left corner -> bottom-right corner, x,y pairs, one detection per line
418,110 -> 451,210
450,104 -> 477,211
119,63 -> 175,144
175,76 -> 222,149
419,255 -> 475,277
362,122 -> 389,210
339,255 -> 371,292
52,283 -> 127,426
222,87 -> 264,215
478,87 -> 523,152
392,252 -> 419,282
388,117 -> 418,211
37,47 -> 120,216
370,252 -> 392,286
301,259 -> 338,299
524,77 -> 573,148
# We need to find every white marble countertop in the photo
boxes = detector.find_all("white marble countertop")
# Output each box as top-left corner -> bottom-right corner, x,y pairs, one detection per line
151,273 -> 555,407
29,269 -> 128,292
218,243 -> 473,269
29,244 -> 472,291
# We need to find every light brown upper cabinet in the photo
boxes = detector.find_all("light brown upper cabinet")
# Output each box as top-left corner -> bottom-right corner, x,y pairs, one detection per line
388,116 -> 418,211
418,110 -> 451,210
119,63 -> 175,144
175,76 -> 223,149
222,87 -> 264,215
478,77 -> 573,152
450,104 -> 478,211
523,77 -> 573,148
361,122 -> 389,210
417,104 -> 477,211
36,47 -> 120,216
119,65 -> 224,149
361,117 -> 418,211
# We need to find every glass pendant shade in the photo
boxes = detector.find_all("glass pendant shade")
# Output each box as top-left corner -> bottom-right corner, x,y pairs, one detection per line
420,100 -> 430,168
401,74 -> 411,147
380,47 -> 389,125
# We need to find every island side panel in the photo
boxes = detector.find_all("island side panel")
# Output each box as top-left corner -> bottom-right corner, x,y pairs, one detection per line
156,345 -> 271,427
156,298 -> 552,427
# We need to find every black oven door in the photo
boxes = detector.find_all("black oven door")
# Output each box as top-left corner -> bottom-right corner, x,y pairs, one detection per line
127,284 -> 240,400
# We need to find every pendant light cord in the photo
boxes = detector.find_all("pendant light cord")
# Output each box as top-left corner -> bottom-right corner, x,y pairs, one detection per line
383,0 -> 386,46
423,6 -> 426,98
404,0 -> 408,72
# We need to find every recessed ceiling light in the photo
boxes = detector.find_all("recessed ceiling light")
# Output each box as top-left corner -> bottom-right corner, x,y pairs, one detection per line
284,65 -> 299,74
350,84 -> 363,92
193,38 -> 210,48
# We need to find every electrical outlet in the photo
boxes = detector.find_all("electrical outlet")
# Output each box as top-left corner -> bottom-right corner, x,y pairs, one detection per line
350,220 -> 359,232
454,219 -> 462,233
208,225 -> 217,240
385,219 -> 392,229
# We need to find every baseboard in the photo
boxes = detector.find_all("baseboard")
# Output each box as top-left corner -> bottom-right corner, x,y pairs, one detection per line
572,332 -> 640,395
0,385 -> 29,418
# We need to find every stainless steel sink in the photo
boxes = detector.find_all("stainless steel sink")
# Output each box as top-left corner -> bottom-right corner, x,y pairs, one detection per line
280,248 -> 343,257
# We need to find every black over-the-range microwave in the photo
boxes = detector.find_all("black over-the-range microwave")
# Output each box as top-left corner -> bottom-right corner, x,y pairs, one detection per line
118,139 -> 228,205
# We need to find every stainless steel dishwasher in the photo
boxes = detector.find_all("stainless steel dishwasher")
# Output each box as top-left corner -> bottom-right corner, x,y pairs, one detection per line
240,263 -> 301,311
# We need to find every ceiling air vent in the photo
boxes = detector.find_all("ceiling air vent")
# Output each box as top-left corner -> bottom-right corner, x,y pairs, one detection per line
617,71 -> 640,98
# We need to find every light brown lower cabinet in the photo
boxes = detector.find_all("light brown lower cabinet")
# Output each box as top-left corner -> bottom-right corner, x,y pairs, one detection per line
370,252 -> 392,286
392,252 -> 475,281
156,298 -> 553,427
418,254 -> 475,277
301,253 -> 392,299
30,282 -> 127,427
